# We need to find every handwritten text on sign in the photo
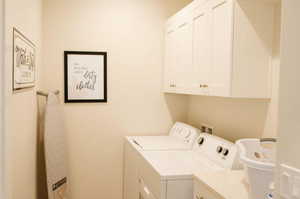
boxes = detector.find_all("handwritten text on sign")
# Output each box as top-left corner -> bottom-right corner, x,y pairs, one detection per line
67,54 -> 104,100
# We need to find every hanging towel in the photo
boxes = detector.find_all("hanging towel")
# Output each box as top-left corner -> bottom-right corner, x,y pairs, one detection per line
44,93 -> 69,199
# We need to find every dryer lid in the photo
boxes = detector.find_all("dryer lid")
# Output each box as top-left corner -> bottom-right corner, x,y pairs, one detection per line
141,150 -> 223,180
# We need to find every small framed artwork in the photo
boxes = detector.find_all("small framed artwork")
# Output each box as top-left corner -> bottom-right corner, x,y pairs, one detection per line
13,28 -> 36,90
64,51 -> 107,103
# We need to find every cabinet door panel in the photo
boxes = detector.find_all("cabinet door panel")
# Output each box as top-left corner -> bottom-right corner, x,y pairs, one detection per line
192,6 -> 211,95
164,27 -> 177,91
174,18 -> 193,91
210,0 -> 233,96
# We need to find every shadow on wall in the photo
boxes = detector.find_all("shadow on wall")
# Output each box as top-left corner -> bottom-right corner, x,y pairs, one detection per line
164,93 -> 189,124
36,96 -> 48,199
237,0 -> 274,55
187,95 -> 271,142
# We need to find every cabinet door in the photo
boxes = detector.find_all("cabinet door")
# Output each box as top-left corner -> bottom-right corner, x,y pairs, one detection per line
192,5 -> 211,95
163,26 -> 177,92
209,0 -> 234,97
174,16 -> 194,92
194,180 -> 222,199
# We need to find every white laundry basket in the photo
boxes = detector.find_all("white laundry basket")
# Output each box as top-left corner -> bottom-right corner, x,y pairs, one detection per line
236,139 -> 276,199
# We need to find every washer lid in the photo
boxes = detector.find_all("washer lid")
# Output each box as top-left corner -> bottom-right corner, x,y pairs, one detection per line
141,150 -> 223,180
129,136 -> 193,150
127,122 -> 200,151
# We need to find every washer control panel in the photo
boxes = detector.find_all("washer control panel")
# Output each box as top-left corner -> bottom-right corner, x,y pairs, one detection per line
169,122 -> 200,146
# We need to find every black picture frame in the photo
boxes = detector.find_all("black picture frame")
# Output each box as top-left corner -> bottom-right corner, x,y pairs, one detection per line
64,51 -> 107,103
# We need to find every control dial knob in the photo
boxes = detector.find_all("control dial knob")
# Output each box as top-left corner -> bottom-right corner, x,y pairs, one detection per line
222,148 -> 229,156
216,146 -> 223,153
198,137 -> 205,145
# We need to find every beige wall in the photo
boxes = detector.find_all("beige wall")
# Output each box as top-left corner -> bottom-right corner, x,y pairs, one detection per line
0,0 -> 4,197
187,96 -> 270,141
3,0 -> 42,199
41,0 -> 191,198
277,0 -> 300,171
187,3 -> 281,142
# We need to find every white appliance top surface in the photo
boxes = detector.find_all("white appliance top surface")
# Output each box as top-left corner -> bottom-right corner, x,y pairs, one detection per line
141,150 -> 223,180
128,136 -> 193,150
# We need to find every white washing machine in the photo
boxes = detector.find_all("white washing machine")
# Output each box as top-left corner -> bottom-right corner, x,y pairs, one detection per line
123,122 -> 200,199
137,134 -> 241,199
127,122 -> 200,151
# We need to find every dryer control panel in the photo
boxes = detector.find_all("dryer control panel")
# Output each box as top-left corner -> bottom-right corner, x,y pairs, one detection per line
194,133 -> 241,170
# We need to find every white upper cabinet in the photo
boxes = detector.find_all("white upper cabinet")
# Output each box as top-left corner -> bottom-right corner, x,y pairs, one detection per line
163,0 -> 277,98
164,26 -> 177,92
210,0 -> 233,97
164,12 -> 193,93
175,14 -> 194,91
191,4 -> 211,95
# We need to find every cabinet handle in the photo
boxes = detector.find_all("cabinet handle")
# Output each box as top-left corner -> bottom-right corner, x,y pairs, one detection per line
178,22 -> 188,28
170,84 -> 176,88
196,195 -> 204,199
212,0 -> 227,9
193,14 -> 204,21
200,84 -> 209,88
167,30 -> 174,34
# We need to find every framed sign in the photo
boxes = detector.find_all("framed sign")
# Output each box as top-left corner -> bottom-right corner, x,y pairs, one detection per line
64,51 -> 107,103
13,28 -> 36,90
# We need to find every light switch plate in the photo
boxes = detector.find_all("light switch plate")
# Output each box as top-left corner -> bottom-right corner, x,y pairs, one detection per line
280,164 -> 300,199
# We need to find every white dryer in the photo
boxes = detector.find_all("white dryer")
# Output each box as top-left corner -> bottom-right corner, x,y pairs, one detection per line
123,122 -> 200,199
137,134 -> 241,199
